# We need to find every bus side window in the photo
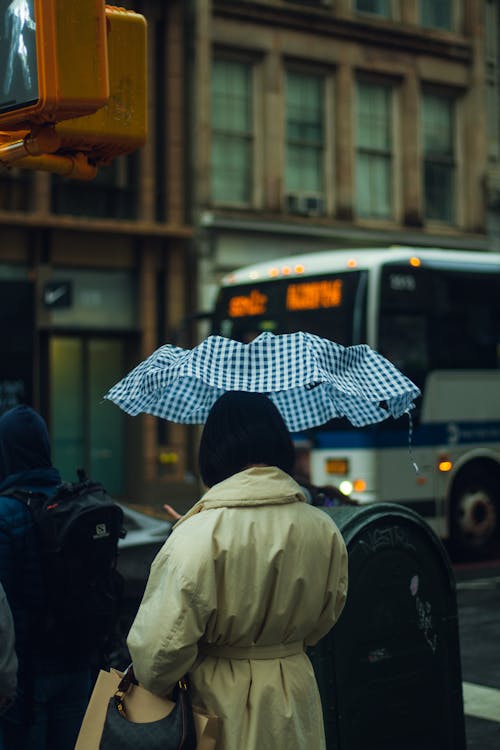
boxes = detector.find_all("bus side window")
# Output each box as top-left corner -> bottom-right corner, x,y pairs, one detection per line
378,313 -> 428,386
430,271 -> 500,370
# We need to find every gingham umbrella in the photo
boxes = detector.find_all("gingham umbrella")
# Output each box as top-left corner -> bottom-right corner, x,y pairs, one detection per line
103,332 -> 420,432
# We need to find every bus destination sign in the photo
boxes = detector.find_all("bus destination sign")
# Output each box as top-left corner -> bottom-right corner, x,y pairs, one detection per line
228,289 -> 268,317
227,278 -> 344,318
286,279 -> 342,311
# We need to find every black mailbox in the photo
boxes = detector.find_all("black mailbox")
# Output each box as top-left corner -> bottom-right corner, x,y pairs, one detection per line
308,503 -> 466,750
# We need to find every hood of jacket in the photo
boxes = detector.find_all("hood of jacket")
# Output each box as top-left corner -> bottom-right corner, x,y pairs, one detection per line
174,466 -> 306,529
0,405 -> 53,484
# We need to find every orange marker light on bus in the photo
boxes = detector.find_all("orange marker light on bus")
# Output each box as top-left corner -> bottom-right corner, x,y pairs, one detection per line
347,258 -> 357,268
294,264 -> 305,274
353,479 -> 367,492
409,257 -> 421,267
438,459 -> 453,472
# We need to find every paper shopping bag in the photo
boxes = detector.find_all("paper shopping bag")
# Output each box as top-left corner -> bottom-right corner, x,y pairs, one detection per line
74,668 -> 219,750
74,668 -> 168,749
192,702 -> 219,750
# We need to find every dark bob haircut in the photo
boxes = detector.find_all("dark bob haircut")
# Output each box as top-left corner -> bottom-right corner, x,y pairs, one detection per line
198,391 -> 295,488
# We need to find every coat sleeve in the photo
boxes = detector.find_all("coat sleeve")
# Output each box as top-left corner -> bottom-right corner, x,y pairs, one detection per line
0,582 -> 17,699
0,502 -> 16,592
127,528 -> 216,697
304,523 -> 348,647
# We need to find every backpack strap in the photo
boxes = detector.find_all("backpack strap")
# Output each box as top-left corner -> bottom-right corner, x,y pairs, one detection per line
0,488 -> 46,508
0,486 -> 46,726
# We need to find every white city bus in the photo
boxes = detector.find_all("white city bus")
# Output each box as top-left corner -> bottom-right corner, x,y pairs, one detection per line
211,247 -> 500,558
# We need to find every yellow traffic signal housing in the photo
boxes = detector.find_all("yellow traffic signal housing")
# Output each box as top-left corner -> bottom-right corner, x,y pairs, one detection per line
0,0 -> 109,130
56,6 -> 147,164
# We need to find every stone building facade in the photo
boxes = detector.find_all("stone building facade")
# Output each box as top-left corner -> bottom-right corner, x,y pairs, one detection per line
0,0 -> 498,505
0,1 -> 194,504
190,0 -> 494,314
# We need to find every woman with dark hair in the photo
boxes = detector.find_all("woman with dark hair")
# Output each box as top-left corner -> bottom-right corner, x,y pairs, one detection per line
197,390 -> 296,487
127,391 -> 348,750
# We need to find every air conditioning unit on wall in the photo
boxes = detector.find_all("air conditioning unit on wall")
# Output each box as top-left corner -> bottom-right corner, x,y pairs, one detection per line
285,192 -> 325,217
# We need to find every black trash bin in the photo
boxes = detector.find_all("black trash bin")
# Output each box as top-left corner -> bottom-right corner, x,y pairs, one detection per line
308,503 -> 466,750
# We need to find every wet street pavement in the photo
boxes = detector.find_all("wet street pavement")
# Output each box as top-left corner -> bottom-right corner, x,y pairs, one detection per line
454,559 -> 500,749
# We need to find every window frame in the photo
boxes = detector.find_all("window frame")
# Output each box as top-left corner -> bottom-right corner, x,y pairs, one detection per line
421,88 -> 458,225
485,0 -> 500,162
284,68 -> 327,199
419,0 -> 455,32
0,166 -> 33,212
51,154 -> 139,220
281,60 -> 334,216
355,77 -> 396,221
354,0 -> 394,19
210,54 -> 260,208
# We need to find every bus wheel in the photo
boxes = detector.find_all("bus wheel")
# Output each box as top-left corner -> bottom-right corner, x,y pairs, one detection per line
450,469 -> 499,560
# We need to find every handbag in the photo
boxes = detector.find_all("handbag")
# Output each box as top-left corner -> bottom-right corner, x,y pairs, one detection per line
98,665 -> 197,750
75,664 -> 220,750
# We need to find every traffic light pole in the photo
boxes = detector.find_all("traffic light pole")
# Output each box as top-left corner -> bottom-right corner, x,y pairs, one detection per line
0,125 -> 61,161
4,152 -> 97,180
0,126 -> 97,180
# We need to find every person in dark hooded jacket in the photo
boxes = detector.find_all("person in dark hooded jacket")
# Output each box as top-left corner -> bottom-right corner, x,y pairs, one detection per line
0,405 -> 92,750
0,580 -> 17,714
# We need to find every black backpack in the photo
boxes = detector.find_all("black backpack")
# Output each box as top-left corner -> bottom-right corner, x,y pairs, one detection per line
7,470 -> 126,653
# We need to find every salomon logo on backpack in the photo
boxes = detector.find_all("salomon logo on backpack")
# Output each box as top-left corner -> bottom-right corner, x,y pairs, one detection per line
8,471 -> 126,652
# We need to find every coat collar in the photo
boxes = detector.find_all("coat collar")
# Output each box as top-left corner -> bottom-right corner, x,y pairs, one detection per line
174,466 -> 306,529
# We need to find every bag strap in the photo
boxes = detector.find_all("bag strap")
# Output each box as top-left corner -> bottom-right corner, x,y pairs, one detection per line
116,664 -> 138,694
114,665 -> 190,719
0,487 -> 47,507
1,487 -> 31,503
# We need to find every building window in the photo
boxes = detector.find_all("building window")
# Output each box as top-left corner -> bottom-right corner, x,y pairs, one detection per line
52,156 -> 138,219
486,0 -> 499,162
284,0 -> 333,5
285,71 -> 324,199
422,92 -> 455,223
420,0 -> 452,30
211,59 -> 253,205
0,168 -> 32,212
355,0 -> 391,17
356,81 -> 393,219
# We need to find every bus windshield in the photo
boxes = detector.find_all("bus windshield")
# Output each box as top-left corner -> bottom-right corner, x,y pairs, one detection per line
378,263 -> 500,391
212,270 -> 367,345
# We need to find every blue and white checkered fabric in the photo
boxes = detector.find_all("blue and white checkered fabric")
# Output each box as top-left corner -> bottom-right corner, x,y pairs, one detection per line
104,332 -> 421,431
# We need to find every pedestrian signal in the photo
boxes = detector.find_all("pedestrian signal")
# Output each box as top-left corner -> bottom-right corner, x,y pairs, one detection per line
0,0 -> 109,129
55,6 -> 147,165
0,3 -> 147,179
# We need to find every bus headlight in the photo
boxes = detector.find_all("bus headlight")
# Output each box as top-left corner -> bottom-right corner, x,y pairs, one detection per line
339,479 -> 367,496
339,480 -> 353,495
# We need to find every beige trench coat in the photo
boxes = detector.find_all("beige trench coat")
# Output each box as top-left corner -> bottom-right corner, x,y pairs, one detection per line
127,467 -> 348,750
